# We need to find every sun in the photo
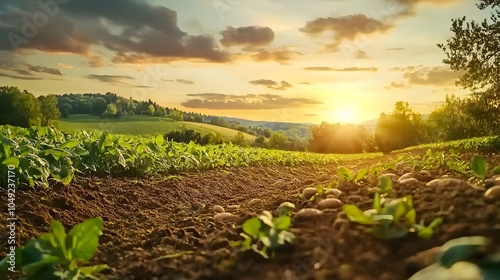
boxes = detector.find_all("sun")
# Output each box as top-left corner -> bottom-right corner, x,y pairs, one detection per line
330,107 -> 358,124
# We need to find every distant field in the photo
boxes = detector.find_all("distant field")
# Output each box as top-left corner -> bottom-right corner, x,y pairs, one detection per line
60,114 -> 256,141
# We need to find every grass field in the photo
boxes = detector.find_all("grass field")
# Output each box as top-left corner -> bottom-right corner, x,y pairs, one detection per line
59,114 -> 256,141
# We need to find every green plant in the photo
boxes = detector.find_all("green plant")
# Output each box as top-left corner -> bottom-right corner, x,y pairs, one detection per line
378,175 -> 395,196
409,236 -> 500,280
0,217 -> 108,280
471,156 -> 488,181
343,194 -> 442,239
337,166 -> 368,183
230,206 -> 295,259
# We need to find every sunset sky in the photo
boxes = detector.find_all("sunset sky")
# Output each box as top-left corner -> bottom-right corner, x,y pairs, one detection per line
0,0 -> 488,124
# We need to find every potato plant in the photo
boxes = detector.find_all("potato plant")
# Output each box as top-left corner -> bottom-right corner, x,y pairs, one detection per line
0,217 -> 108,280
343,194 -> 442,239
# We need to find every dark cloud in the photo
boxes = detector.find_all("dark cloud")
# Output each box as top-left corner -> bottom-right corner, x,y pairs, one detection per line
304,67 -> 377,72
250,48 -> 301,63
386,0 -> 461,16
387,47 -> 404,51
0,72 -> 43,80
0,0 -> 232,64
299,14 -> 393,50
27,64 -> 62,75
86,74 -> 135,84
401,65 -> 464,86
249,79 -> 293,90
356,50 -> 368,59
298,82 -> 311,85
220,26 -> 274,47
181,93 -> 322,110
176,79 -> 195,85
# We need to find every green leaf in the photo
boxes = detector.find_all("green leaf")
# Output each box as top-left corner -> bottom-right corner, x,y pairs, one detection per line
242,218 -> 261,239
343,205 -> 373,225
2,157 -> 19,167
404,209 -> 416,225
379,175 -> 393,192
373,193 -> 381,211
438,236 -> 490,268
258,211 -> 274,228
417,228 -> 433,239
79,264 -> 109,275
337,166 -> 352,180
370,223 -> 408,239
59,141 -> 80,149
471,156 -> 487,180
273,216 -> 291,231
427,217 -> 443,229
66,217 -> 103,262
50,221 -> 67,253
355,168 -> 368,182
493,166 -> 500,175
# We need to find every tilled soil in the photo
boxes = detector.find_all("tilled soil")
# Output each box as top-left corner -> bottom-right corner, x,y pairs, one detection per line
1,152 -> 500,280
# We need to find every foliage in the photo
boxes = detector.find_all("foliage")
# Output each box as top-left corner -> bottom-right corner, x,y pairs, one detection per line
0,86 -> 42,128
471,156 -> 488,180
343,195 -> 442,239
231,206 -> 295,259
398,136 -> 500,153
0,125 -> 380,189
38,95 -> 61,127
232,131 -> 249,147
0,217 -> 107,280
336,166 -> 367,183
309,122 -> 370,154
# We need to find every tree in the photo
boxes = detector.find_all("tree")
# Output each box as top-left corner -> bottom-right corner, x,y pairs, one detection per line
0,86 -> 41,127
147,105 -> 155,116
103,103 -> 118,116
268,131 -> 288,149
438,0 -> 500,133
154,107 -> 166,117
232,131 -> 248,147
38,95 -> 61,126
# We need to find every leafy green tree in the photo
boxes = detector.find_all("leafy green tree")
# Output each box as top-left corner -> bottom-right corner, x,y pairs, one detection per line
147,105 -> 155,116
0,86 -> 41,127
269,131 -> 288,149
438,0 -> 500,133
103,103 -> 118,116
233,131 -> 249,147
38,95 -> 61,126
154,107 -> 166,117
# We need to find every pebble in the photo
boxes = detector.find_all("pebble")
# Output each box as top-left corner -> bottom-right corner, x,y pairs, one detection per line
419,170 -> 432,177
213,212 -> 237,221
317,198 -> 343,210
212,205 -> 224,213
398,177 -> 420,186
398,172 -> 414,182
302,187 -> 318,200
405,246 -> 442,272
426,178 -> 476,189
378,173 -> 398,181
485,176 -> 500,189
484,186 -> 500,201
325,188 -> 342,198
295,208 -> 323,217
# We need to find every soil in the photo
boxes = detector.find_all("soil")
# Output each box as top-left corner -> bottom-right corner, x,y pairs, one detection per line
1,152 -> 500,280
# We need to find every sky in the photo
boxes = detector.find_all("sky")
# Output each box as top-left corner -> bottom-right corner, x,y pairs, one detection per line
0,0 -> 489,124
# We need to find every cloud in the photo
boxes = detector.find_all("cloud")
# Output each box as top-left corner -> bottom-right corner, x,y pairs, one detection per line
386,0 -> 462,17
249,79 -> 293,90
400,65 -> 464,86
356,50 -> 368,59
86,74 -> 135,84
26,64 -> 62,75
0,0 -> 232,64
249,48 -> 301,63
389,82 -> 407,88
181,93 -> 322,110
299,14 -> 393,50
387,47 -> 404,51
0,72 -> 44,80
298,82 -> 311,85
176,78 -> 195,85
220,26 -> 274,47
58,63 -> 74,69
303,66 -> 377,72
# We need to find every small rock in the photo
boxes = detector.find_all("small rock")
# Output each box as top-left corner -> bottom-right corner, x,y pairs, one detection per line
277,202 -> 295,213
325,188 -> 342,198
484,186 -> 500,201
317,198 -> 343,210
485,176 -> 500,189
450,262 -> 483,280
212,205 -> 225,213
419,170 -> 432,177
378,173 -> 398,181
226,205 -> 240,209
214,212 -> 237,221
302,187 -> 318,200
248,198 -> 263,206
295,208 -> 323,217
426,178 -> 476,188
398,172 -> 414,182
399,178 -> 420,186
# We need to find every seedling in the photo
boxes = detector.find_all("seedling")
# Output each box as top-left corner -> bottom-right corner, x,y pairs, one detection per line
0,217 -> 108,280
337,166 -> 368,183
378,175 -> 395,196
471,156 -> 488,181
231,206 -> 295,259
343,194 -> 442,239
309,184 -> 326,202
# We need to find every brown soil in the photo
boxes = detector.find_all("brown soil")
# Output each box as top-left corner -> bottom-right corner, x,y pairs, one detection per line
1,153 -> 500,280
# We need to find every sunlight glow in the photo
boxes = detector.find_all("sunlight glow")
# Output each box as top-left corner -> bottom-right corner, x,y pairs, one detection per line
330,107 -> 359,124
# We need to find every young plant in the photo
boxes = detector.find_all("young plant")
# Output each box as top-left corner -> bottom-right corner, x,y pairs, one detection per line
378,175 -> 395,196
471,156 -> 488,181
230,205 -> 295,259
337,166 -> 368,183
0,217 -> 108,280
343,194 -> 442,239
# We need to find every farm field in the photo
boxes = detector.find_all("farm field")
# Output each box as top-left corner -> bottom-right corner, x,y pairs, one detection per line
60,115 -> 256,141
1,126 -> 499,279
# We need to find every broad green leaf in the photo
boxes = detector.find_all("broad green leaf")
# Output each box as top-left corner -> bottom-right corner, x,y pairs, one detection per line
404,209 -> 416,225
417,227 -> 433,239
273,216 -> 291,231
355,168 -> 368,182
2,157 -> 19,167
337,166 -> 352,180
379,176 -> 393,192
50,221 -> 67,253
66,217 -> 103,262
428,217 -> 443,229
471,156 -> 487,180
79,264 -> 109,275
242,218 -> 261,239
343,205 -> 373,225
438,236 -> 490,268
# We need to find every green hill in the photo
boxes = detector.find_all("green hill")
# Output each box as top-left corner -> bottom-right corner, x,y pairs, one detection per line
59,115 -> 256,141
